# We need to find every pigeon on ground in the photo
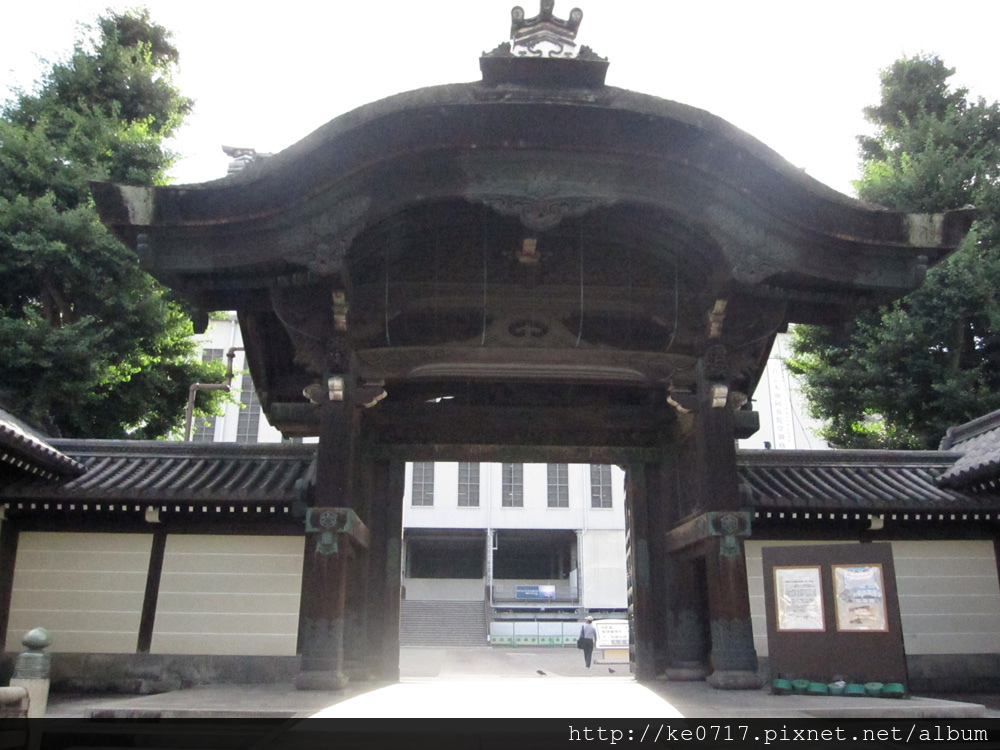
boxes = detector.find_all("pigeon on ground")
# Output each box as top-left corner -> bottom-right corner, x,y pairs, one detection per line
609,668 -> 615,673
536,670 -> 546,676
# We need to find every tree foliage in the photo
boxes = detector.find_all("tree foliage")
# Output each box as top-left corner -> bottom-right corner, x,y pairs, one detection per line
0,10 -> 226,438
789,55 -> 1000,449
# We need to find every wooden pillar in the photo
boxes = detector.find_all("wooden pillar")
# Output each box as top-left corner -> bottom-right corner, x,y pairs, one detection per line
664,551 -> 711,680
624,464 -> 656,680
643,461 -> 672,678
295,402 -> 368,690
295,520 -> 351,690
136,529 -> 166,653
294,507 -> 369,690
659,348 -> 760,689
0,519 -> 19,651
363,456 -> 404,681
314,401 -> 358,505
693,395 -> 760,688
698,407 -> 741,511
704,533 -> 760,689
342,449 -> 373,680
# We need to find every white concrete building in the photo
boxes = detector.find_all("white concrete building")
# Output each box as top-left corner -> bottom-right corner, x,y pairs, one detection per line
189,315 -> 286,445
738,332 -> 830,451
402,461 -> 628,643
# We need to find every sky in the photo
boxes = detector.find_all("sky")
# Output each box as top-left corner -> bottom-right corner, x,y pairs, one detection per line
2,1 -> 999,196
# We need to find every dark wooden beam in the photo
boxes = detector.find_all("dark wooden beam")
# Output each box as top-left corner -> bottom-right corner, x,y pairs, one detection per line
372,443 -> 662,463
11,513 -> 301,536
363,403 -> 678,448
355,347 -> 694,388
136,529 -> 166,653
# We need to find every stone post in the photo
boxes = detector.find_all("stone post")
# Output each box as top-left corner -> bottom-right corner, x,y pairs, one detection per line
10,627 -> 51,718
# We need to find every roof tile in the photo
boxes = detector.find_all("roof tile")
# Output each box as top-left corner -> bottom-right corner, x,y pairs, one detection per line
938,409 -> 1000,489
738,449 -> 1000,512
0,440 -> 314,504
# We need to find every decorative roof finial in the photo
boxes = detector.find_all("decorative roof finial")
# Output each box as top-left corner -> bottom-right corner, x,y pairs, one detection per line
480,2 -> 607,86
510,1 -> 583,59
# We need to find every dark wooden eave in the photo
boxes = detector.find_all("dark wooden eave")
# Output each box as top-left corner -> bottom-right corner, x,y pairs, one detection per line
90,82 -> 974,316
90,54 -> 976,435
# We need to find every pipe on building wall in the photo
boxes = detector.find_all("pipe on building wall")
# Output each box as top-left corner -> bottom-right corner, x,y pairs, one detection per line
183,347 -> 244,441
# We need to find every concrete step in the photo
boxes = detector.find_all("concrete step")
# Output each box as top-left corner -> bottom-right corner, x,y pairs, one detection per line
400,600 -> 488,647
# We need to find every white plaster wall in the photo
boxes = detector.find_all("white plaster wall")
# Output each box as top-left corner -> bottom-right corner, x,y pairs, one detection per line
892,540 -> 1000,655
7,532 -> 151,653
151,534 -> 303,656
746,539 -> 1000,657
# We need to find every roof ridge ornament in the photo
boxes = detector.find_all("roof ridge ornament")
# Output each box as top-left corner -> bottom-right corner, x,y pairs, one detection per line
511,1 -> 583,59
480,2 -> 608,87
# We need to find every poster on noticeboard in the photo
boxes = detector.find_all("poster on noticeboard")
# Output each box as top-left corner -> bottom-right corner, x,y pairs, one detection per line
774,566 -> 825,631
833,564 -> 888,632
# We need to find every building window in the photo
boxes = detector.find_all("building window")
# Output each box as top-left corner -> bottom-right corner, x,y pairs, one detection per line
501,463 -> 523,507
191,349 -> 224,443
548,463 -> 569,507
235,372 -> 261,443
190,415 -> 216,443
591,464 -> 613,508
458,462 -> 480,507
412,462 -> 434,506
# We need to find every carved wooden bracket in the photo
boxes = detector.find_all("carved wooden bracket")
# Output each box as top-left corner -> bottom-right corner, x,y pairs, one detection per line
665,511 -> 752,556
304,507 -> 370,555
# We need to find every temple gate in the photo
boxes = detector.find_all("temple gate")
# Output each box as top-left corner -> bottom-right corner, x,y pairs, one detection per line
92,2 -> 973,690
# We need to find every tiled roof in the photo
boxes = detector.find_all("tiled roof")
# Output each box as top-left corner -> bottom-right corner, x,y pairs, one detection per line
937,409 -> 1000,491
738,449 -> 1000,512
0,440 -> 315,504
0,408 -> 85,480
2,440 -> 996,514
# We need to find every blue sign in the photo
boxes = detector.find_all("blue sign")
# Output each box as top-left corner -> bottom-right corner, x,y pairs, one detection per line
515,585 -> 556,600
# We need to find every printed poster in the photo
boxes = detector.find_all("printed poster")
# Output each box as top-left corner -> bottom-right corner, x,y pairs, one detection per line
833,564 -> 888,632
774,566 -> 825,631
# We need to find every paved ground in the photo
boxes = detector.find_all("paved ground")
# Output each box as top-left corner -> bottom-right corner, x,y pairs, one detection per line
43,647 -> 998,719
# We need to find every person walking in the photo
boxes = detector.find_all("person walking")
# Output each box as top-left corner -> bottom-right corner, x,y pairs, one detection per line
579,615 -> 597,668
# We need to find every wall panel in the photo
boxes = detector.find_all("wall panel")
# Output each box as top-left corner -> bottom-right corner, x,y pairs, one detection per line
6,532 -> 151,653
150,535 -> 303,656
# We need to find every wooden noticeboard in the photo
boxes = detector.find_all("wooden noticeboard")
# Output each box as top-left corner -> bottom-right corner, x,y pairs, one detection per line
762,543 -> 906,685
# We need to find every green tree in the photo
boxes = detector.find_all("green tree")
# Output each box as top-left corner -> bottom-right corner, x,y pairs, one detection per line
0,10 -> 227,438
789,55 -> 1000,449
